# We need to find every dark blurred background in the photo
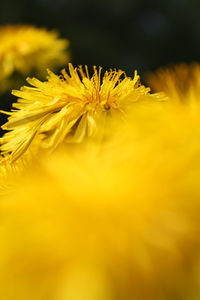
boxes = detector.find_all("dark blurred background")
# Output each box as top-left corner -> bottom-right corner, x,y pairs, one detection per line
1,0 -> 200,75
0,0 -> 199,128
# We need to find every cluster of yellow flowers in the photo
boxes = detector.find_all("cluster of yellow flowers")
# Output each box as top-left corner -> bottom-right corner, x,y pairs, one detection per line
0,24 -> 200,300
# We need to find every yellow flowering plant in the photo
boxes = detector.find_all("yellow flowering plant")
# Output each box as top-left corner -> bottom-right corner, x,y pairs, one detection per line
1,103 -> 200,299
0,25 -> 70,92
0,63 -> 164,162
0,24 -> 200,299
146,63 -> 200,103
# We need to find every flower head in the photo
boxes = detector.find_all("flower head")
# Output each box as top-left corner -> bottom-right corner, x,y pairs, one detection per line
0,63 -> 161,162
0,25 -> 69,92
146,63 -> 200,103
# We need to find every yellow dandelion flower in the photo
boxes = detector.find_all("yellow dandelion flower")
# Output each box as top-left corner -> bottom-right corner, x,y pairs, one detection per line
1,105 -> 200,299
0,63 -> 162,162
0,24 -> 70,92
146,63 -> 200,103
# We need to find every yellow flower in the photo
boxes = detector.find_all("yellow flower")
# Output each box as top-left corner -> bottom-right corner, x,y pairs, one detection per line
0,24 -> 69,92
146,63 -> 200,103
146,63 -> 200,128
0,63 -> 162,162
1,104 -> 200,299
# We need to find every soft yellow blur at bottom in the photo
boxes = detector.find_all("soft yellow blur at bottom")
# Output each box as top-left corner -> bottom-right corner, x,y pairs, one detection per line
1,102 -> 200,299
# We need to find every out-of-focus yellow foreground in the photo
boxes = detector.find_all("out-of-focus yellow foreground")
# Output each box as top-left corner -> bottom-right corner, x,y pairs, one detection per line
1,64 -> 200,299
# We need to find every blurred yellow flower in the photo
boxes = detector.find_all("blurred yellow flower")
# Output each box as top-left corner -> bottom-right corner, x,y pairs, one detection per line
0,63 -> 163,162
146,63 -> 200,103
0,24 -> 69,92
1,104 -> 200,299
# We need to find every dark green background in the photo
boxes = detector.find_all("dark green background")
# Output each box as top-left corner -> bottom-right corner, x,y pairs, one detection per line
0,0 -> 199,127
